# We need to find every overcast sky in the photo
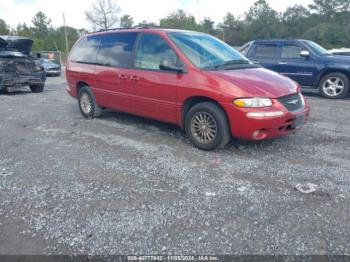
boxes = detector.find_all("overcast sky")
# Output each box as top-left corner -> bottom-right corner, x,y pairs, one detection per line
1,0 -> 313,29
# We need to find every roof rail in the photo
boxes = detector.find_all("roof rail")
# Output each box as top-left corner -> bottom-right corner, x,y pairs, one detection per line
89,27 -> 132,34
88,25 -> 162,34
132,25 -> 162,29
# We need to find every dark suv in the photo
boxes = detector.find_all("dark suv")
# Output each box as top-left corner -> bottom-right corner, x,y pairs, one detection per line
0,36 -> 46,93
240,39 -> 350,99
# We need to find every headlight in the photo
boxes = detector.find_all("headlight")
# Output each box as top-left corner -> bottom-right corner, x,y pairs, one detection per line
233,97 -> 272,108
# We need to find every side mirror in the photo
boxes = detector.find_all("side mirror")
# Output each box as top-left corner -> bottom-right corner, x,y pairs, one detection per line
159,58 -> 184,73
300,50 -> 310,58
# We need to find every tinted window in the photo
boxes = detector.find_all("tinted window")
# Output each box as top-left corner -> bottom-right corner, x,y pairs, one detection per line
97,32 -> 137,68
255,44 -> 279,59
282,45 -> 303,58
70,36 -> 100,64
135,34 -> 179,71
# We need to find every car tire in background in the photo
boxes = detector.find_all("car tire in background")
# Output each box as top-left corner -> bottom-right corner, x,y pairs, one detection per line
185,102 -> 231,151
30,84 -> 44,93
78,86 -> 102,118
319,72 -> 349,99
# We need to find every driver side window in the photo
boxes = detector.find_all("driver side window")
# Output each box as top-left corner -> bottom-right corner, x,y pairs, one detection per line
134,34 -> 180,71
281,45 -> 304,59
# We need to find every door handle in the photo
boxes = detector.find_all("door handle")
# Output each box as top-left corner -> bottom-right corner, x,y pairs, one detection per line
130,75 -> 140,82
252,60 -> 260,64
118,74 -> 128,80
278,61 -> 287,65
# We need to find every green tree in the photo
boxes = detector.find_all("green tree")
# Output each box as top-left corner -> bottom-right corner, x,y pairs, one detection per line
135,20 -> 158,28
282,5 -> 310,37
218,13 -> 247,45
160,9 -> 200,30
0,19 -> 10,35
200,17 -> 216,34
16,23 -> 33,37
303,23 -> 350,48
31,11 -> 52,38
120,14 -> 134,28
309,0 -> 350,18
245,0 -> 282,39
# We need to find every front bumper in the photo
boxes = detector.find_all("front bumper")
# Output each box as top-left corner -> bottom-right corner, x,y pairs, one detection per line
45,69 -> 61,75
222,96 -> 311,140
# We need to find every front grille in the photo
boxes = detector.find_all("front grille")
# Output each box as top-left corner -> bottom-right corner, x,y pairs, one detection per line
278,93 -> 304,112
48,67 -> 60,71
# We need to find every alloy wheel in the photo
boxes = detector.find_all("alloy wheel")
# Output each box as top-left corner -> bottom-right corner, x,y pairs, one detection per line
80,93 -> 92,115
190,112 -> 218,144
322,77 -> 345,97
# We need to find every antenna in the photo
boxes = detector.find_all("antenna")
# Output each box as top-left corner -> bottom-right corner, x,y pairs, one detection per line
196,0 -> 201,22
63,13 -> 69,57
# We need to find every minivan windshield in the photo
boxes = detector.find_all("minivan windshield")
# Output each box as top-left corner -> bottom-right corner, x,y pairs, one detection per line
304,41 -> 330,56
168,32 -> 254,70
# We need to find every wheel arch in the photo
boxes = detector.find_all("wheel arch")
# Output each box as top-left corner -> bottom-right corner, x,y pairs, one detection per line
76,81 -> 89,94
181,96 -> 231,130
316,68 -> 350,87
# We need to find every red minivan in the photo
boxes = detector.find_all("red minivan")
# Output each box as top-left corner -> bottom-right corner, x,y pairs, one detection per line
66,28 -> 310,150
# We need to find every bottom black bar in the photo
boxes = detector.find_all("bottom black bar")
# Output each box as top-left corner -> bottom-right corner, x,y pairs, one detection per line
0,256 -> 349,262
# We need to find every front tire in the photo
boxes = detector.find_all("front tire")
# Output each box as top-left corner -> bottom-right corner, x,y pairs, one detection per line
185,102 -> 230,151
30,84 -> 44,93
78,86 -> 102,118
319,72 -> 349,99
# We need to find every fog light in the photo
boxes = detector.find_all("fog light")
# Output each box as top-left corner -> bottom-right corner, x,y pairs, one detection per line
247,111 -> 284,118
252,130 -> 260,139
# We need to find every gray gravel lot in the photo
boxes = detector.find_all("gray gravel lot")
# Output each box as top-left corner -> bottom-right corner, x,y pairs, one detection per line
0,75 -> 350,255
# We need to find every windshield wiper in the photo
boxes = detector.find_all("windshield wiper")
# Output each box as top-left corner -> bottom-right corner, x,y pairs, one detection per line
213,59 -> 251,70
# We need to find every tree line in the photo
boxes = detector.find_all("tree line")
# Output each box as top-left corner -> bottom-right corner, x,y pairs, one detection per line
0,0 -> 349,56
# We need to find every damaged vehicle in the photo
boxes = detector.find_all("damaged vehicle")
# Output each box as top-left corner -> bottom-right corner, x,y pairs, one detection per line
38,58 -> 61,76
0,35 -> 46,93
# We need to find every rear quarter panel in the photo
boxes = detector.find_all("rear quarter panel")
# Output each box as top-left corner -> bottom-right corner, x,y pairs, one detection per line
66,61 -> 96,98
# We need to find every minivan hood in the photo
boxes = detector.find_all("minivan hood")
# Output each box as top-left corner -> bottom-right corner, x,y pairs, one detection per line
209,67 -> 298,98
0,35 -> 33,55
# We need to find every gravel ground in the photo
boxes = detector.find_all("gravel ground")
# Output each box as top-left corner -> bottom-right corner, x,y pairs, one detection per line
0,74 -> 349,255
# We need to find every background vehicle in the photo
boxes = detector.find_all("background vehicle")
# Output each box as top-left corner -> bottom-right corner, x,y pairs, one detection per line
329,48 -> 350,56
66,29 -> 309,151
241,39 -> 350,99
38,58 -> 61,76
0,35 -> 46,93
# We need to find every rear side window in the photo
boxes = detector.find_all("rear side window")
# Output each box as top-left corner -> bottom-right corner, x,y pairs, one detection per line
282,45 -> 303,58
70,36 -> 100,64
134,33 -> 179,71
255,44 -> 279,59
97,32 -> 138,68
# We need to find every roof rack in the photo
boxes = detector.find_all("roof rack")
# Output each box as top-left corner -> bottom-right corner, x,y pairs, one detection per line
89,25 -> 163,34
133,25 -> 161,29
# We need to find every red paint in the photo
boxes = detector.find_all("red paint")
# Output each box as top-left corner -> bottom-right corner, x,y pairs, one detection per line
66,28 -> 310,141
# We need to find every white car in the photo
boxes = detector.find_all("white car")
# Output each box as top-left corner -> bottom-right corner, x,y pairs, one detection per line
328,48 -> 350,56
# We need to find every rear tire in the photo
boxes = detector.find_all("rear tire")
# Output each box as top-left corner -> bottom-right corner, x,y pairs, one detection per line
185,102 -> 230,151
30,84 -> 44,93
319,72 -> 349,99
78,86 -> 102,118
